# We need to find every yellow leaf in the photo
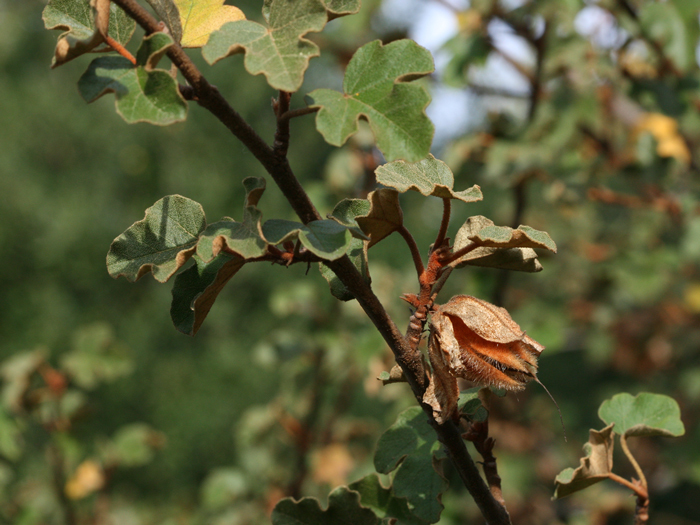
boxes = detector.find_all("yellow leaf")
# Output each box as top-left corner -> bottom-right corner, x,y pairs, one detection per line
636,113 -> 691,164
175,0 -> 245,48
684,283 -> 700,313
312,444 -> 354,487
65,460 -> 105,500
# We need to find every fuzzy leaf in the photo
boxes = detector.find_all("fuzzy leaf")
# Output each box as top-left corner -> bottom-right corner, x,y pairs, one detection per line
145,0 -> 183,43
78,52 -> 187,125
469,224 -> 557,253
175,0 -> 245,47
310,40 -> 435,162
598,392 -> 685,438
107,195 -> 206,282
349,474 -> 428,525
272,487 -> 379,525
553,425 -> 614,499
135,32 -> 175,70
263,220 -> 353,260
322,0 -> 361,19
354,189 -> 404,248
374,407 -> 447,523
171,253 -> 245,335
328,198 -> 371,240
203,0 -> 327,92
375,155 -> 482,203
43,0 -> 135,67
452,216 -> 543,272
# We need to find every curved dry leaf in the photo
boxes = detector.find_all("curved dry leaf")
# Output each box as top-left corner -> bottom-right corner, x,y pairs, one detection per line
554,425 -> 615,499
429,295 -> 544,391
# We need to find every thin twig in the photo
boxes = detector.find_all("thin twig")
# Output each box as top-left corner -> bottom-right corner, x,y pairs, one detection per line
433,198 -> 451,250
620,433 -> 648,490
278,106 -> 320,124
462,419 -> 507,508
607,472 -> 648,499
398,225 -> 425,279
274,91 -> 292,158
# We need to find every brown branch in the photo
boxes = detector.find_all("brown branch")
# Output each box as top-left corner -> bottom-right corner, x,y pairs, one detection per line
108,2 -> 512,522
462,419 -> 506,508
278,106 -> 320,124
398,225 -> 425,279
273,91 -> 292,157
433,198 -> 451,250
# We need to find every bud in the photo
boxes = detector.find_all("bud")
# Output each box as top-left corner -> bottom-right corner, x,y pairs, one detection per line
424,295 -> 545,424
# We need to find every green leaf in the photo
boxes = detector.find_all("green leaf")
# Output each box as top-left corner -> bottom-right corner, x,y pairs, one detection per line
0,350 -> 45,413
203,0 -> 327,92
107,195 -> 206,283
467,223 -> 557,253
170,253 -> 245,335
60,323 -> 133,389
598,392 -> 685,438
374,407 -> 447,523
355,189 -> 404,248
0,408 -> 23,461
375,155 -> 483,203
553,425 -> 614,499
322,0 -> 361,19
349,474 -> 429,525
263,220 -> 353,260
78,54 -> 187,125
453,216 -> 543,272
319,237 -> 370,301
272,486 -> 379,525
135,32 -> 175,70
458,387 -> 488,423
309,40 -> 435,162
43,0 -> 135,67
102,423 -> 164,467
328,198 -> 372,240
639,2 -> 692,72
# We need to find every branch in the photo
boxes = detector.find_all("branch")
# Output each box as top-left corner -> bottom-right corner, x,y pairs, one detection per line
108,3 -> 512,522
398,225 -> 425,279
273,91 -> 292,157
433,198 -> 451,250
278,106 -> 320,124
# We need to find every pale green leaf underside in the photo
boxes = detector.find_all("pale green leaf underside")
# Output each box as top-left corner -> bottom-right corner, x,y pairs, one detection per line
107,195 -> 206,283
470,224 -> 557,253
197,215 -> 267,261
376,154 -> 483,203
598,392 -> 685,438
170,253 -> 245,335
78,56 -> 187,125
203,0 -> 327,92
349,474 -> 427,525
310,39 -> 435,162
263,219 -> 353,260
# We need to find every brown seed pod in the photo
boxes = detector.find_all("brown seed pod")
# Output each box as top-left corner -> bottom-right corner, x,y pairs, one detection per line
424,295 -> 545,424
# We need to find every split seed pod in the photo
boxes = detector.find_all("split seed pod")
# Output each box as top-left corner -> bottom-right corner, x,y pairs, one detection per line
424,295 -> 545,424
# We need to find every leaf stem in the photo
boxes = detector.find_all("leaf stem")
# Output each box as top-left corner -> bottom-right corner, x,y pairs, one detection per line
398,225 -> 425,279
620,433 -> 648,490
607,472 -> 648,499
441,242 -> 481,265
433,197 -> 451,250
278,106 -> 320,124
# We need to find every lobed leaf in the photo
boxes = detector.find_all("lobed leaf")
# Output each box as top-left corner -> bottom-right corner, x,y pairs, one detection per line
135,32 -> 176,70
310,40 -> 435,162
375,155 -> 482,203
469,224 -> 557,253
197,214 -> 267,261
598,392 -> 685,438
322,0 -> 361,19
349,474 -> 428,525
170,253 -> 245,335
374,407 -> 447,523
146,0 -> 184,43
272,487 -> 379,525
263,219 -> 353,260
175,0 -> 245,47
328,198 -> 371,240
553,424 -> 615,499
43,0 -> 135,67
107,195 -> 206,283
78,52 -> 187,125
203,0 -> 327,92
453,216 -> 543,272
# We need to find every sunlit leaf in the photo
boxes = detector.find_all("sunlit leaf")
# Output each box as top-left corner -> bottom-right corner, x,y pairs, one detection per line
375,155 -> 482,203
310,39 -> 435,162
203,0 -> 327,92
598,392 -> 685,438
263,219 -> 353,260
43,0 -> 135,67
176,0 -> 245,47
107,195 -> 206,283
553,424 -> 614,499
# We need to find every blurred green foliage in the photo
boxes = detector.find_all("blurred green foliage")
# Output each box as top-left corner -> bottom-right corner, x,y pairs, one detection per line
1,0 -> 700,523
